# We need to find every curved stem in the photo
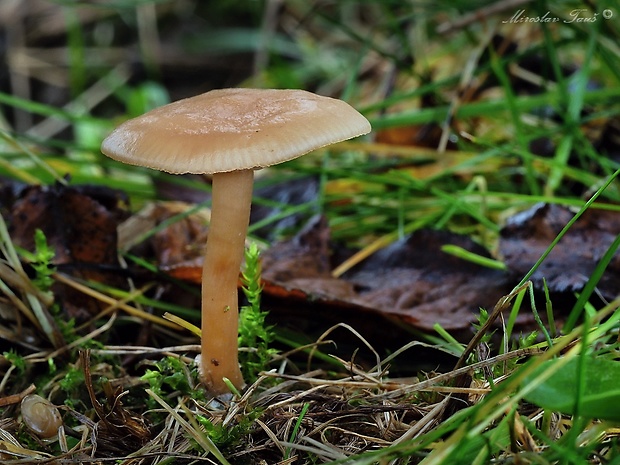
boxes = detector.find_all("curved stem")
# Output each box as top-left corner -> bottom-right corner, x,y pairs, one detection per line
200,169 -> 253,394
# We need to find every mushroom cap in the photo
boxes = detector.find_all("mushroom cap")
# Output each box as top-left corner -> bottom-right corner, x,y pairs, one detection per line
101,88 -> 371,174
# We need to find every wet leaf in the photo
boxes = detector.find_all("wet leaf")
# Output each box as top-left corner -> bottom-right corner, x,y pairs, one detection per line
147,203 -> 209,270
342,229 -> 512,331
260,215 -> 363,312
120,201 -> 217,284
261,216 -> 514,335
499,203 -> 620,299
7,183 -> 128,321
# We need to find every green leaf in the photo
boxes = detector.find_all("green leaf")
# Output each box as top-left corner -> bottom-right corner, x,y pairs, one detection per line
523,357 -> 620,421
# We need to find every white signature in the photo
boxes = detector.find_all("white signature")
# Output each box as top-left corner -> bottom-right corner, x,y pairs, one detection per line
503,8 -> 614,24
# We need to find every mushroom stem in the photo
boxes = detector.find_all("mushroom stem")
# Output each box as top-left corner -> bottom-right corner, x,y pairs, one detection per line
200,168 -> 253,394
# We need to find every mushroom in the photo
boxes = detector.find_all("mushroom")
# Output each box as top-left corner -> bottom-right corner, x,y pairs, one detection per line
101,88 -> 371,395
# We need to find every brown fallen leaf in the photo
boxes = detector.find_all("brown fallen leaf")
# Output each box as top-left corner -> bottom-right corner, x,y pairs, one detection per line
118,201 -> 211,270
261,215 -> 404,309
342,229 -> 512,331
118,201 -> 222,285
499,203 -> 620,299
261,216 -> 516,336
7,183 -> 128,322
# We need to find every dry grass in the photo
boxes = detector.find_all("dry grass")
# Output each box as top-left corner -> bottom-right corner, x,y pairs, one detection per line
0,312 -> 541,464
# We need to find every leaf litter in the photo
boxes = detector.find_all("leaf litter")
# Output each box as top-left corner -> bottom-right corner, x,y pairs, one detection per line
2,162 -> 620,463
5,183 -> 129,323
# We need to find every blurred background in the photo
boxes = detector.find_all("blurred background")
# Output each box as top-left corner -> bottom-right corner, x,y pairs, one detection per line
2,0 -> 618,195
0,0 -> 393,135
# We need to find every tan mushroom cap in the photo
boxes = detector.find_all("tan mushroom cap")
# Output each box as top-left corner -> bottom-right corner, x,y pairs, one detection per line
101,88 -> 371,174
